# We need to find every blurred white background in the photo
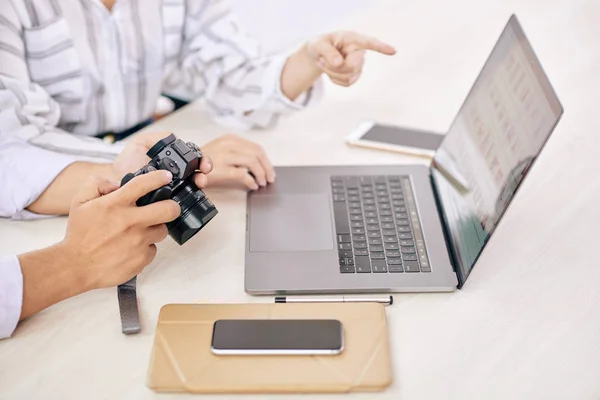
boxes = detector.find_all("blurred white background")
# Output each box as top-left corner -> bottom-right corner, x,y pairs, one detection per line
229,0 -> 373,53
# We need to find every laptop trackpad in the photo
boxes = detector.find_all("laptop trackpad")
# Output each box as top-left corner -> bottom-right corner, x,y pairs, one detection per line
249,194 -> 334,252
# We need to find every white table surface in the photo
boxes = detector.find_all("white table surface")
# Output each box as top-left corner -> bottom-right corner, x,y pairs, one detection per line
1,0 -> 599,399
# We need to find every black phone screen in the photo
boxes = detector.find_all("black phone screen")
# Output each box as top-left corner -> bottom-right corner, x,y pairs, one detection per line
361,124 -> 444,151
211,319 -> 343,354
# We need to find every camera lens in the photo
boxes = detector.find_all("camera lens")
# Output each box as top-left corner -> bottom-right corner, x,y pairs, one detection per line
166,181 -> 218,245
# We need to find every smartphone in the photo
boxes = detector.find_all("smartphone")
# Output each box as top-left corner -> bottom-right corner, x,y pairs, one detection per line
345,120 -> 444,158
210,319 -> 344,355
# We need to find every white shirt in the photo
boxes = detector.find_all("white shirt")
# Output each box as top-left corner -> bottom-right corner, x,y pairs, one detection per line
0,0 -> 322,219
0,256 -> 23,339
0,0 -> 322,338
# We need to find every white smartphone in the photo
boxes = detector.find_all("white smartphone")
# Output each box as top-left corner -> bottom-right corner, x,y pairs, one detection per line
210,319 -> 344,356
345,120 -> 444,158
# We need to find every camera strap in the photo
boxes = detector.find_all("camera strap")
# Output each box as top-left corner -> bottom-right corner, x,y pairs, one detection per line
117,277 -> 141,334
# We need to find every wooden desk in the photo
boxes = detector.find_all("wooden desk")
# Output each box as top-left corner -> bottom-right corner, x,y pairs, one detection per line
2,0 -> 599,398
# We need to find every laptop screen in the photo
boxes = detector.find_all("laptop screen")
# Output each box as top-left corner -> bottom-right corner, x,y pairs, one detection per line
430,15 -> 563,286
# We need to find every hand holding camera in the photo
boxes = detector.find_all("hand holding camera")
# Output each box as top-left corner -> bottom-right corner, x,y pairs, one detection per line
120,133 -> 218,245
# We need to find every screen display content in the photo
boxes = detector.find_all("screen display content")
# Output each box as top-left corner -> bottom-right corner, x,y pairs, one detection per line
431,16 -> 563,285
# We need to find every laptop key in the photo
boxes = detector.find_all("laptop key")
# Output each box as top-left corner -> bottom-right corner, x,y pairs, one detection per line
350,215 -> 363,221
372,260 -> 387,273
403,254 -> 418,261
391,194 -> 404,200
386,257 -> 402,265
368,238 -> 383,245
338,243 -> 352,250
381,222 -> 394,229
396,219 -> 410,226
378,203 -> 392,210
363,199 -> 375,205
345,177 -> 358,188
365,211 -> 377,218
370,252 -> 385,260
364,205 -> 377,211
340,265 -> 355,273
388,265 -> 404,273
382,229 -> 397,236
367,224 -> 380,231
404,261 -> 420,272
398,233 -> 413,239
344,258 -> 355,266
395,213 -> 408,219
362,192 -> 374,199
400,240 -> 415,246
339,250 -> 353,258
348,202 -> 361,208
352,228 -> 365,234
366,217 -> 379,224
367,231 -> 381,238
385,243 -> 400,250
369,245 -> 384,252
379,210 -> 392,216
332,187 -> 345,194
355,249 -> 368,256
333,194 -> 346,202
353,234 -> 366,241
348,195 -> 360,202
385,250 -> 401,257
354,242 -> 368,249
333,201 -> 350,234
397,226 -> 411,232
380,216 -> 394,223
384,236 -> 398,243
351,221 -> 364,228
392,200 -> 405,206
401,246 -> 416,253
337,234 -> 351,243
355,256 -> 372,273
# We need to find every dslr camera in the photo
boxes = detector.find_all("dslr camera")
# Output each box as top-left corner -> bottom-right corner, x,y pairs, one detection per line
120,133 -> 218,245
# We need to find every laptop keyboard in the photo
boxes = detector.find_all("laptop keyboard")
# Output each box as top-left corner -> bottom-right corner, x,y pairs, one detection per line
331,175 -> 431,274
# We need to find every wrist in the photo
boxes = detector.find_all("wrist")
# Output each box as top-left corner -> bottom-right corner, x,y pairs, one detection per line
53,241 -> 97,293
280,44 -> 323,101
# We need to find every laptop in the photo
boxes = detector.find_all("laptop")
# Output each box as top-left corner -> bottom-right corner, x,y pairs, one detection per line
244,15 -> 563,294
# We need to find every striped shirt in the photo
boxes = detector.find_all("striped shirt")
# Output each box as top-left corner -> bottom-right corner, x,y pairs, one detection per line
0,0 -> 322,219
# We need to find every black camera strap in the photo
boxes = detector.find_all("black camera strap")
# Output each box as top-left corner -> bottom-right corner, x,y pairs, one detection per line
117,277 -> 141,334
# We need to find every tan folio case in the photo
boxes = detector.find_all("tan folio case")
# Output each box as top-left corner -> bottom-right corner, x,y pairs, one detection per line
147,302 -> 393,393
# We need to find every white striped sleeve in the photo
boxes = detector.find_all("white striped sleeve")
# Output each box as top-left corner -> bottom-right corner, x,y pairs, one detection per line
0,2 -> 118,219
0,255 -> 23,339
164,0 -> 323,130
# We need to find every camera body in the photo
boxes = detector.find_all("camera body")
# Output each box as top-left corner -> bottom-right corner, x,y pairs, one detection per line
120,133 -> 218,245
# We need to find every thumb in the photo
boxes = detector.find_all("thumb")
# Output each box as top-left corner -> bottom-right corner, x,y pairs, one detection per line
72,175 -> 120,206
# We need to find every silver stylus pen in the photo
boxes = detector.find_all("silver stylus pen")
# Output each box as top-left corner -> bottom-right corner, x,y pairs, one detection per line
274,295 -> 393,305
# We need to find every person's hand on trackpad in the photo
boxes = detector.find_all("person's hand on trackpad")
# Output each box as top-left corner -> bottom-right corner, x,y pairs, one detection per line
200,134 -> 275,191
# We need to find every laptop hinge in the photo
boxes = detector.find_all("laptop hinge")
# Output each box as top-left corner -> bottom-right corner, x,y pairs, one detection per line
429,168 -> 465,288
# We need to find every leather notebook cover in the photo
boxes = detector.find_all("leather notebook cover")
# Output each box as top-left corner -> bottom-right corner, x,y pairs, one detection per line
147,302 -> 393,393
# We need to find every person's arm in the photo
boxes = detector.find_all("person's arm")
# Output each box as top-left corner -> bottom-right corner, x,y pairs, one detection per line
1,171 -> 190,338
0,2 -> 123,219
162,0 -> 325,130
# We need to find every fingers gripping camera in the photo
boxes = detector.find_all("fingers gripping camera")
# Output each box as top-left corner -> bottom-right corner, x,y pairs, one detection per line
121,133 -> 218,245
